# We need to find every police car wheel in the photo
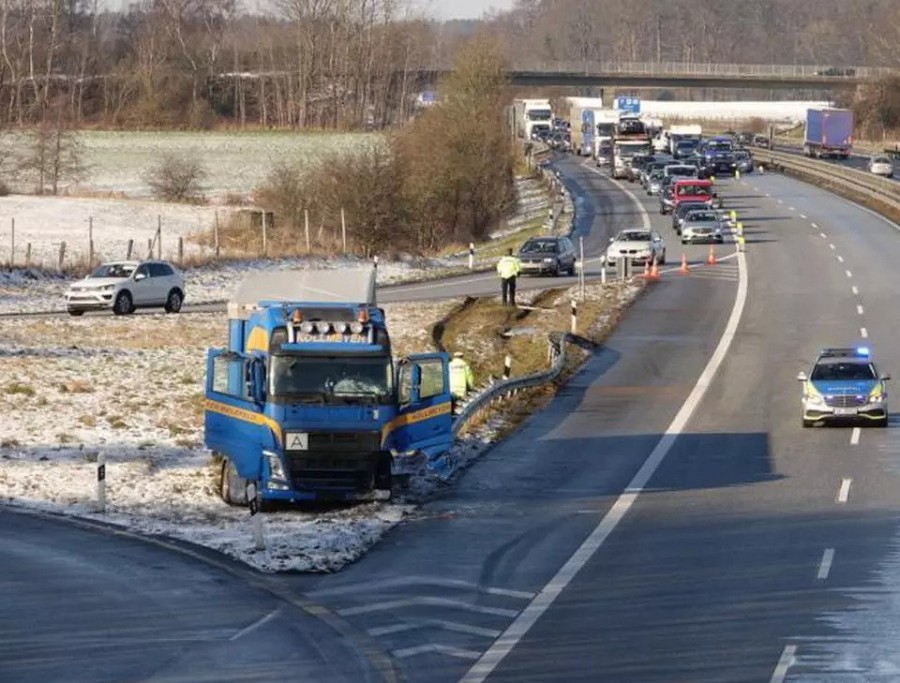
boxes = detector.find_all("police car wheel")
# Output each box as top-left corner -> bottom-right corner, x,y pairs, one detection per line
802,418 -> 815,429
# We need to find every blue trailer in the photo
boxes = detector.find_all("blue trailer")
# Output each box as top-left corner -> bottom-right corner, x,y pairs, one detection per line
804,108 -> 853,159
205,268 -> 454,508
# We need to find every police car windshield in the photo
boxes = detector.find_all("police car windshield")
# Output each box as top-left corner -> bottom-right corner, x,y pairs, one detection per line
270,355 -> 393,403
811,362 -> 877,381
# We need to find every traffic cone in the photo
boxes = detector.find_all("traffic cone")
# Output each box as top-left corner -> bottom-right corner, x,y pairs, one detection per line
642,259 -> 651,278
707,244 -> 717,265
649,257 -> 660,280
680,253 -> 690,274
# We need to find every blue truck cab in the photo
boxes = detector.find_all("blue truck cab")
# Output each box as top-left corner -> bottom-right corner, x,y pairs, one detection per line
204,268 -> 454,507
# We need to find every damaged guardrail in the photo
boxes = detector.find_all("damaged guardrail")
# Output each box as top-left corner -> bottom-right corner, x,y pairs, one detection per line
452,331 -> 595,437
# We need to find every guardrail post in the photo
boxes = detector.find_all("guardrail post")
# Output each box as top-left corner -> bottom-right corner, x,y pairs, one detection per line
373,254 -> 378,271
468,243 -> 475,270
247,482 -> 266,551
571,300 -> 577,334
579,237 -> 586,300
503,355 -> 512,380
96,453 -> 106,513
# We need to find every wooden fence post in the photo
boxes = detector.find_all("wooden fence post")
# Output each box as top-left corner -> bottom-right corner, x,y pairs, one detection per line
126,239 -> 133,260
214,210 -> 220,258
58,242 -> 66,272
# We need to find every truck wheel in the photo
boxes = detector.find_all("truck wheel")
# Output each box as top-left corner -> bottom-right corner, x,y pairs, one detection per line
220,457 -> 249,506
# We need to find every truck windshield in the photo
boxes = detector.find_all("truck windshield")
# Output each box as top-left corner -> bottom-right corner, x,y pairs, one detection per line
527,109 -> 552,121
270,355 -> 393,403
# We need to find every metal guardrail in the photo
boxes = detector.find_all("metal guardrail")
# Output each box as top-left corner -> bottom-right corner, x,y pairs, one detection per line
760,149 -> 900,211
452,332 -> 593,437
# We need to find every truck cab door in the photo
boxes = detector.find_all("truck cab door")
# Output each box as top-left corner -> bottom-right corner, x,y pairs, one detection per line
391,353 -> 453,460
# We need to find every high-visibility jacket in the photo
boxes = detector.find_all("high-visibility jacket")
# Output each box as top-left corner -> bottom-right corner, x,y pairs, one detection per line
449,357 -> 475,398
497,255 -> 521,279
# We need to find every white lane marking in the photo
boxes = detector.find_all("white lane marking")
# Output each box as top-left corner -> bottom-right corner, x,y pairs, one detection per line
777,199 -> 784,204
857,305 -> 864,315
817,549 -> 836,580
800,214 -> 807,219
837,255 -> 844,263
812,223 -> 819,229
369,620 -> 502,638
228,608 -> 280,642
461,253 -> 750,681
339,597 -> 518,618
789,206 -> 796,211
308,576 -> 534,600
766,192 -> 772,197
851,427 -> 861,445
829,243 -> 836,250
770,645 -> 797,683
861,327 -> 868,338
394,644 -> 481,660
846,270 -> 853,278
837,478 -> 852,504
852,285 -> 859,295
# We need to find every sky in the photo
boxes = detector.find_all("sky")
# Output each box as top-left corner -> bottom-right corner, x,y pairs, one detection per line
415,0 -> 516,21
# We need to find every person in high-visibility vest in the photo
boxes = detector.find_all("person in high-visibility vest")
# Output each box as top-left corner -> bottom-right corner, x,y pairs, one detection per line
497,248 -> 521,307
449,351 -> 475,413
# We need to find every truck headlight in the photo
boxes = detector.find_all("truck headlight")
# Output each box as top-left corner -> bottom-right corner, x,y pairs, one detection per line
263,450 -> 287,481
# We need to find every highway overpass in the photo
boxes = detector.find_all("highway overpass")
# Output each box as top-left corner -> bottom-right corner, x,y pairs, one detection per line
409,61 -> 894,91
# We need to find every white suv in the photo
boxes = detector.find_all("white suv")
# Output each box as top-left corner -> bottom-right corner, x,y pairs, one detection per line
65,260 -> 185,316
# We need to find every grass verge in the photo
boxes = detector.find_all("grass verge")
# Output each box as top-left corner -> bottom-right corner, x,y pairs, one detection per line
436,280 -> 645,439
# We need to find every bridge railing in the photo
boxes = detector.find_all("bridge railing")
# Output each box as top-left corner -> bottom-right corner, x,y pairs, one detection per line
414,61 -> 896,79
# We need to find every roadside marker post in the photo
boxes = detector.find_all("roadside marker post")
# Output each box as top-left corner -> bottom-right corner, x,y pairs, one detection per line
373,254 -> 378,271
503,355 -> 512,380
247,483 -> 266,551
578,236 -> 586,300
468,243 -> 475,270
570,300 -> 577,334
96,453 -> 106,513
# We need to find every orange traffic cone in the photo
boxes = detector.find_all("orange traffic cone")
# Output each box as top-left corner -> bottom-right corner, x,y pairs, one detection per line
649,257 -> 661,280
642,259 -> 651,278
680,253 -> 690,274
707,244 -> 717,265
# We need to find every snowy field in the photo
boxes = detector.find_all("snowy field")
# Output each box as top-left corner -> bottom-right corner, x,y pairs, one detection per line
0,281 -> 641,573
8,130 -> 375,200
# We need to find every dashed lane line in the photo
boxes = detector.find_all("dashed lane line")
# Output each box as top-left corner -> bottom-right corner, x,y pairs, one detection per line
770,645 -> 797,683
837,478 -> 852,504
852,285 -> 859,295
861,327 -> 868,338
851,427 -> 861,445
817,549 -> 835,580
837,255 -> 844,263
857,305 -> 864,315
846,270 -> 853,278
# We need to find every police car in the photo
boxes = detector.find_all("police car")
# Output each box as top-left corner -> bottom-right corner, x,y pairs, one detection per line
797,347 -> 890,428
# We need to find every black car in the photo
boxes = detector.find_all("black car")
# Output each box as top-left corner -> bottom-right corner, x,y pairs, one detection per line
517,236 -> 577,276
704,151 -> 737,177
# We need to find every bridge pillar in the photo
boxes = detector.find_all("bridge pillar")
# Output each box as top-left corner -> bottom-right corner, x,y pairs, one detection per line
601,88 -> 615,108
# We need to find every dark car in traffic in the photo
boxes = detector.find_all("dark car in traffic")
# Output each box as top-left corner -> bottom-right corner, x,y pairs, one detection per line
517,236 -> 577,276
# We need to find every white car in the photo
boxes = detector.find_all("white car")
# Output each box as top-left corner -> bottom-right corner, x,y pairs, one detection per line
606,229 -> 666,267
868,155 -> 894,178
65,260 -> 185,316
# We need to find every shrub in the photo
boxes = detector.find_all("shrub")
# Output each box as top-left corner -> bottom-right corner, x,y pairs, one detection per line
144,154 -> 207,202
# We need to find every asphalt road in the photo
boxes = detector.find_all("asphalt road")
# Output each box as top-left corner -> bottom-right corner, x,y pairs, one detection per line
287,160 -> 743,682
0,508 -> 392,683
294,165 -> 900,681
12,157 -> 900,682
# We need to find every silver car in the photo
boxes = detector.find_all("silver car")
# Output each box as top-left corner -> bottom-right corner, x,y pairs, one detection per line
606,229 -> 666,266
681,210 -> 725,245
868,155 -> 894,178
65,260 -> 186,316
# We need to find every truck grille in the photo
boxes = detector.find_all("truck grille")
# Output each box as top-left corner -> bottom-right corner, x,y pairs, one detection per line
824,395 -> 867,408
288,431 -> 381,493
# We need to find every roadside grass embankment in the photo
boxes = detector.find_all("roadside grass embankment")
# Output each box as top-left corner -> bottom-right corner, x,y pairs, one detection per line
435,279 -> 645,440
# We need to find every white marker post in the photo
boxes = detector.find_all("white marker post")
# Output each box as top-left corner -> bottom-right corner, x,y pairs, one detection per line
373,254 -> 378,270
579,237 -> 586,300
96,453 -> 106,513
468,243 -> 475,270
247,482 -> 266,551
503,355 -> 512,380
